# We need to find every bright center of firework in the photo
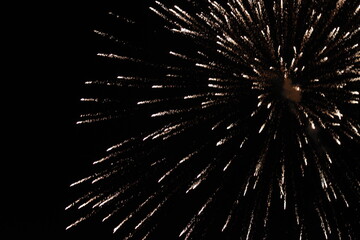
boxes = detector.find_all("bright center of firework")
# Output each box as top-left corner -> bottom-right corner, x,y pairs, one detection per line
268,71 -> 302,103
281,73 -> 302,103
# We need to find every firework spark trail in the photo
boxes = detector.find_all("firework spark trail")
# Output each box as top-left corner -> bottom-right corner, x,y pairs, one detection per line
68,0 -> 360,239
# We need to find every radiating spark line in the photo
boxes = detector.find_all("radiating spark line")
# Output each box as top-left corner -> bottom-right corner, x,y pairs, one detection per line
69,176 -> 92,187
113,195 -> 155,233
186,163 -> 212,193
245,212 -> 255,240
158,150 -> 199,183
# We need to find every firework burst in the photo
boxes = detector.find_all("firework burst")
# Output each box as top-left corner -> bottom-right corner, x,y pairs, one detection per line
67,0 -> 360,239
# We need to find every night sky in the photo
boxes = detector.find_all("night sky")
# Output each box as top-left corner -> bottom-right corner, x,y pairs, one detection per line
7,1 -> 359,240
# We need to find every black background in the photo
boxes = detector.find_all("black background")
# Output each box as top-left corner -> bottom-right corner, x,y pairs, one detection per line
6,1 -> 158,239
5,2 -> 108,239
